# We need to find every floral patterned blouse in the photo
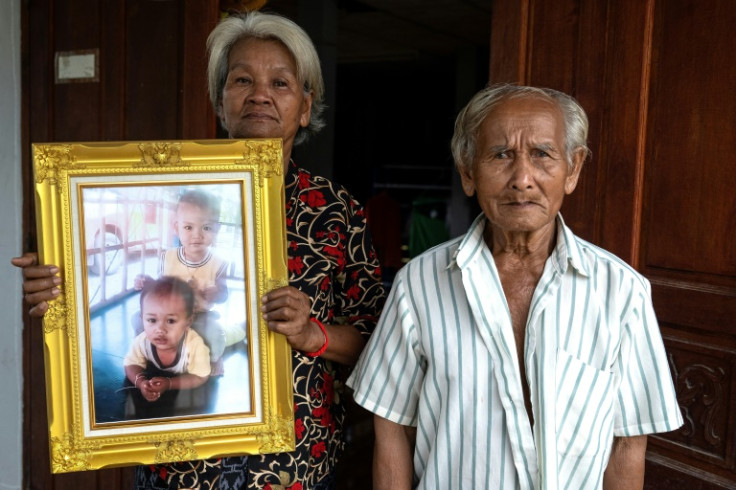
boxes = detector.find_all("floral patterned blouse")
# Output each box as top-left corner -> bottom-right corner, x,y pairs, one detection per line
136,163 -> 385,489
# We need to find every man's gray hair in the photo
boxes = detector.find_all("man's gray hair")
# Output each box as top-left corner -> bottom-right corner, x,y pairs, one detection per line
451,84 -> 590,171
206,11 -> 325,144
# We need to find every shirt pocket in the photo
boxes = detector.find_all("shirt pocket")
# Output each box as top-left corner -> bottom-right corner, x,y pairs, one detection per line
555,348 -> 614,457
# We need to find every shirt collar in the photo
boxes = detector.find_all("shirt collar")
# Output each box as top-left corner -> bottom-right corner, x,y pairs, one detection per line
452,213 -> 487,270
451,213 -> 590,277
552,213 -> 590,277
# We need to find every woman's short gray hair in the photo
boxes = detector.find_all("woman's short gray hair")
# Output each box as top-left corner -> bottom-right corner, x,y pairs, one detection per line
206,11 -> 326,144
451,83 -> 590,171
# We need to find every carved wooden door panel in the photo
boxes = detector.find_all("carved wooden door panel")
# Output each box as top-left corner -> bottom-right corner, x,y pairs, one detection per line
638,2 -> 736,486
489,0 -> 736,487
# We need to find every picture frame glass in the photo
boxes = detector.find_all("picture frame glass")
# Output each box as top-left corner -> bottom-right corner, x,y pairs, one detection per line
80,181 -> 252,425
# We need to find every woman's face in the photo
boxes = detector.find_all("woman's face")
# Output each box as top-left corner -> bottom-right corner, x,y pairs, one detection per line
219,37 -> 313,162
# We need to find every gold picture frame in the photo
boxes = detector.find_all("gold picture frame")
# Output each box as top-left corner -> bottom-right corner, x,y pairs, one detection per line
32,139 -> 294,473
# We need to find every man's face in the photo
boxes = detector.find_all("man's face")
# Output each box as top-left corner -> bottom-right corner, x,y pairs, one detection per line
459,96 -> 584,235
141,293 -> 192,354
174,202 -> 219,256
218,37 -> 312,163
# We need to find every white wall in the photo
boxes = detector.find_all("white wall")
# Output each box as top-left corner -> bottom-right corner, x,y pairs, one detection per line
0,0 -> 24,488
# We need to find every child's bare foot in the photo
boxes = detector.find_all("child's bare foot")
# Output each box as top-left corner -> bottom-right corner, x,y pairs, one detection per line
210,358 -> 225,377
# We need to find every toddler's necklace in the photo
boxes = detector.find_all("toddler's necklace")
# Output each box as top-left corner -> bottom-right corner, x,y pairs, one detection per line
182,249 -> 198,285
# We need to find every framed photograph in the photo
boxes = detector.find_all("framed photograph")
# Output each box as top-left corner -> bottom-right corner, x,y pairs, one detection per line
31,139 -> 294,473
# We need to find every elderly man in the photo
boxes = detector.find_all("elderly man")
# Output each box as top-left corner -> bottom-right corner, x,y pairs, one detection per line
347,84 -> 683,489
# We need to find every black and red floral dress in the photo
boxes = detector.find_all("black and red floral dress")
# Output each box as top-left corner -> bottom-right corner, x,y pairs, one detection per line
136,163 -> 385,489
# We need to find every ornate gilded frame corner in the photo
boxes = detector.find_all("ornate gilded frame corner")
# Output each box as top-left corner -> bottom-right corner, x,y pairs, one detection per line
32,139 -> 294,473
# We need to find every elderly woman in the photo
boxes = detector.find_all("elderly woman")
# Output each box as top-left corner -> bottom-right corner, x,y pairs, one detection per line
13,11 -> 385,490
347,84 -> 682,489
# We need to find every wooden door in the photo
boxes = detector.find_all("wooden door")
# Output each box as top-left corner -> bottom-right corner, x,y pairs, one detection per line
21,1 -> 218,487
489,0 -> 736,487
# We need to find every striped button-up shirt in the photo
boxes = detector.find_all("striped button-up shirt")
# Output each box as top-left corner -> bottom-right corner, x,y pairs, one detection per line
348,214 -> 683,489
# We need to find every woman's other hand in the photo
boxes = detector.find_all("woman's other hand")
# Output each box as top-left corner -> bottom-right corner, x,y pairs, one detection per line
261,286 -> 323,353
10,252 -> 61,317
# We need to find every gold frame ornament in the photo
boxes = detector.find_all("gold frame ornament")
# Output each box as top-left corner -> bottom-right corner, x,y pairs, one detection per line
32,139 -> 294,473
